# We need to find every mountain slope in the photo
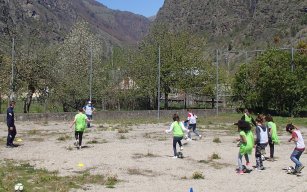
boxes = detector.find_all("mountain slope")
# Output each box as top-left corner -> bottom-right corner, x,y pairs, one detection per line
155,0 -> 307,50
0,0 -> 151,53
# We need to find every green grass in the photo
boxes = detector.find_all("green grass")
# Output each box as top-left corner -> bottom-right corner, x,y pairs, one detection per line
57,135 -> 71,141
191,171 -> 204,179
0,160 -> 111,192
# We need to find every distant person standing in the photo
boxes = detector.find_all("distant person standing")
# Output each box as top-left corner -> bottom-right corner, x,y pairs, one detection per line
83,101 -> 95,128
255,114 -> 269,171
241,109 -> 256,127
6,101 -> 17,148
265,114 -> 279,161
187,109 -> 201,140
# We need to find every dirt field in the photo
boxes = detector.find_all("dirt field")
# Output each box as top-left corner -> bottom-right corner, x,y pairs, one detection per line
1,121 -> 307,192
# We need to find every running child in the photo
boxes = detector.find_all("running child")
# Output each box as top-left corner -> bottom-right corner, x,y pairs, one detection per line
235,120 -> 254,174
70,108 -> 90,149
165,114 -> 188,158
265,114 -> 279,161
187,109 -> 201,140
286,124 -> 305,173
255,114 -> 269,171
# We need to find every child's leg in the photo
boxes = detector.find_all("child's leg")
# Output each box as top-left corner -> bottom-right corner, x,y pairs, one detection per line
192,124 -> 200,136
188,127 -> 192,139
255,145 -> 262,168
290,149 -> 303,170
74,131 -> 78,140
244,154 -> 249,164
173,137 -> 178,156
178,139 -> 182,148
238,153 -> 243,171
269,140 -> 274,158
78,131 -> 83,146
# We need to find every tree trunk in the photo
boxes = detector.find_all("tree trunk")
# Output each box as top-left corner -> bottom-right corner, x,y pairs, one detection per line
23,88 -> 35,113
164,92 -> 169,109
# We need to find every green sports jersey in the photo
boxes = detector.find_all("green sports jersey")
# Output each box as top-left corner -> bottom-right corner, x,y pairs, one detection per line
244,114 -> 252,124
239,131 -> 254,155
172,121 -> 184,137
245,131 -> 254,154
74,113 -> 87,132
268,121 -> 279,144
239,131 -> 247,155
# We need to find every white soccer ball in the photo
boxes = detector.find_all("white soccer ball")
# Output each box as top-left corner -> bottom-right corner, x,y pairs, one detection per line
14,183 -> 23,191
287,166 -> 294,173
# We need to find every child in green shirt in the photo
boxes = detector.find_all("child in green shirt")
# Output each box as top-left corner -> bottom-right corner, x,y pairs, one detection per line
70,108 -> 90,149
165,114 -> 188,158
235,120 -> 254,174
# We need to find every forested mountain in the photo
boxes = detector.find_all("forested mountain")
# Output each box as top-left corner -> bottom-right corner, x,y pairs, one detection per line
155,0 -> 307,50
0,0 -> 151,54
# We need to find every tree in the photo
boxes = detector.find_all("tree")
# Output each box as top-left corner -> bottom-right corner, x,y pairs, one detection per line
53,20 -> 106,111
233,49 -> 307,116
132,23 -> 211,109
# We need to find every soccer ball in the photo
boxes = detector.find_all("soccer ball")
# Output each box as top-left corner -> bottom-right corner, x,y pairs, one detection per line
14,183 -> 23,191
177,151 -> 183,158
261,154 -> 266,161
287,166 -> 295,173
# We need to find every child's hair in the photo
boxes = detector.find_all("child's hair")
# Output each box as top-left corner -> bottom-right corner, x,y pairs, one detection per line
255,114 -> 265,124
265,114 -> 273,122
172,113 -> 180,121
78,108 -> 84,112
286,123 -> 295,133
236,120 -> 251,133
9,101 -> 16,106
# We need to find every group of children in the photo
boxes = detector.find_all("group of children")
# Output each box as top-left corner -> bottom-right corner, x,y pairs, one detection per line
164,109 -> 305,175
165,109 -> 201,158
236,110 -> 305,175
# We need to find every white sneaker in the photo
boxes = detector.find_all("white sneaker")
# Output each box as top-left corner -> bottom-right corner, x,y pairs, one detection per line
172,156 -> 178,159
187,138 -> 192,141
180,146 -> 183,151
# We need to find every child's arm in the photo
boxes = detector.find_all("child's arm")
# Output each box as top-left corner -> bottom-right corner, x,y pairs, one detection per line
288,130 -> 298,142
241,135 -> 247,144
180,122 -> 188,132
165,124 -> 174,133
70,119 -> 76,128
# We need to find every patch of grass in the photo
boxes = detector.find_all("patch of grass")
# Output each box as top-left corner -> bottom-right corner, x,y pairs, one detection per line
0,160 -> 109,192
127,168 -> 155,177
28,138 -> 45,142
132,152 -> 159,159
210,153 -> 221,160
143,133 -> 151,139
198,160 -> 210,164
117,128 -> 129,133
181,176 -> 188,180
119,135 -> 127,139
105,175 -> 118,188
213,137 -> 221,143
28,129 -> 39,135
87,139 -> 99,144
192,171 -> 204,179
57,135 -> 70,141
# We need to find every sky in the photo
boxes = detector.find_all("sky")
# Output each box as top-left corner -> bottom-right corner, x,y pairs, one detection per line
96,0 -> 165,17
